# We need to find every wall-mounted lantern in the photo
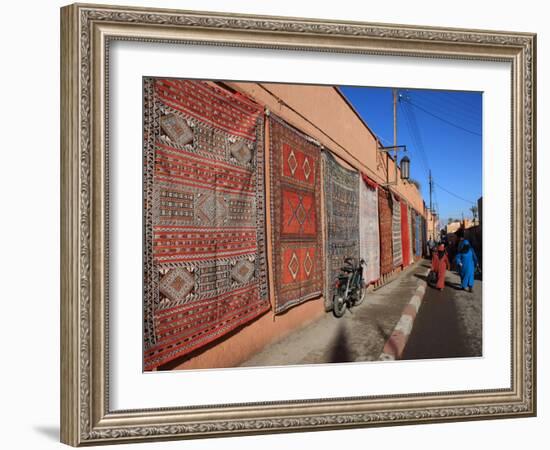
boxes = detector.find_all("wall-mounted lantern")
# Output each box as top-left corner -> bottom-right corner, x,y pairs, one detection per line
378,144 -> 411,186
400,155 -> 410,181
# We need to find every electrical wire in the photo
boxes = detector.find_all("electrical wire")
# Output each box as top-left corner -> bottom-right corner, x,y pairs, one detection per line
402,98 -> 482,137
434,181 -> 476,204
399,100 -> 430,175
410,94 -> 481,129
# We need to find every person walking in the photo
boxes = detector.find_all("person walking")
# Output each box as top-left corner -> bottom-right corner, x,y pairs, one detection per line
454,238 -> 478,292
431,243 -> 450,291
427,237 -> 436,258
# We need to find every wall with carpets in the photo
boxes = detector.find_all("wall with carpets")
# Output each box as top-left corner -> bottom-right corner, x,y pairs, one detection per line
145,80 -> 428,371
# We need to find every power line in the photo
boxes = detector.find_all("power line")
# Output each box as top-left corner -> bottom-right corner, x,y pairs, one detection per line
411,94 -> 482,129
434,181 -> 476,204
377,134 -> 393,145
436,91 -> 482,116
403,98 -> 482,137
399,100 -> 430,175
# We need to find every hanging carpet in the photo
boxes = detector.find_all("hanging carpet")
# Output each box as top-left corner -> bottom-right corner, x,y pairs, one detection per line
415,212 -> 422,257
143,78 -> 270,370
392,193 -> 403,267
268,115 -> 323,314
400,201 -> 411,266
359,174 -> 381,285
322,151 -> 360,310
408,206 -> 414,263
378,187 -> 394,276
421,215 -> 427,258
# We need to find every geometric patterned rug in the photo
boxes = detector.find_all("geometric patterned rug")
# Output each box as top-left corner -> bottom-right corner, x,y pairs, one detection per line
391,193 -> 403,268
378,186 -> 394,276
408,205 -> 414,263
400,200 -> 411,267
143,78 -> 270,370
359,174 -> 380,285
268,115 -> 323,314
414,210 -> 423,258
322,150 -> 360,310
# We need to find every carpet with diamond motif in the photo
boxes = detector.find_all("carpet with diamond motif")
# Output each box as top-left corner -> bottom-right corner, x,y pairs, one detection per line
268,115 -> 323,314
143,78 -> 270,370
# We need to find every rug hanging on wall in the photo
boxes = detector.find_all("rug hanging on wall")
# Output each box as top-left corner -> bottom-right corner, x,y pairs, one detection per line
359,174 -> 381,285
415,212 -> 422,257
400,201 -> 411,267
408,206 -> 414,262
392,193 -> 403,267
421,215 -> 427,258
410,209 -> 416,259
143,78 -> 270,370
323,150 -> 360,310
378,187 -> 394,276
268,115 -> 323,314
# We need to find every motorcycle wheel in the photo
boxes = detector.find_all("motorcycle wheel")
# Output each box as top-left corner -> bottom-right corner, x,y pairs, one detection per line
333,293 -> 347,318
354,286 -> 366,306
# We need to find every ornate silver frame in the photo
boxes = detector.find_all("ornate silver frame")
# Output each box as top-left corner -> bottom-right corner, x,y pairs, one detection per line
60,3 -> 536,446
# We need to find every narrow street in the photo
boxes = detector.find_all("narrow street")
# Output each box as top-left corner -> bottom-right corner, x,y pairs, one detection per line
241,262 -> 422,366
240,260 -> 482,367
401,262 -> 482,359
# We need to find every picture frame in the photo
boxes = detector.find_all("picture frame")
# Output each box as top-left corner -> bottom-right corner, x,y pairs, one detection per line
60,2 -> 536,446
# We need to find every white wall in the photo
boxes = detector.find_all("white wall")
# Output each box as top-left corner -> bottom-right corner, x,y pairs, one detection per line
0,1 -> 545,449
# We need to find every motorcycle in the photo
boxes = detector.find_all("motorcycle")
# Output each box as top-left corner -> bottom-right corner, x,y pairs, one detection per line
332,257 -> 366,318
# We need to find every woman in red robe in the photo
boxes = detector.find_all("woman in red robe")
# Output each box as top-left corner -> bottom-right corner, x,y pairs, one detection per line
431,244 -> 450,291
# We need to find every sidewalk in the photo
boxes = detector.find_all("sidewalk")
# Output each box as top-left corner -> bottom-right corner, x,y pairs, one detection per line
240,260 -> 430,367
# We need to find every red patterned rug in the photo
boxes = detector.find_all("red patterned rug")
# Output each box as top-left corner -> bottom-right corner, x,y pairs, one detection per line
268,115 -> 323,313
401,201 -> 411,266
143,79 -> 270,370
378,187 -> 394,275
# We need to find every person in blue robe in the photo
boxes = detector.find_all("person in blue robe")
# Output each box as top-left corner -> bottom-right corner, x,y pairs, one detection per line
454,239 -> 478,291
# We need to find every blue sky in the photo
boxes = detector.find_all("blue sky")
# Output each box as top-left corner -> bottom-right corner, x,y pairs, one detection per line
339,86 -> 482,227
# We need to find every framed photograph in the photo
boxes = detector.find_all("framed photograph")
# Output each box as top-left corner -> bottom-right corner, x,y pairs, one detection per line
60,3 -> 536,446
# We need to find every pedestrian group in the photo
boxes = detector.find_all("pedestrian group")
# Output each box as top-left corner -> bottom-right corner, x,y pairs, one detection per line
428,228 -> 479,293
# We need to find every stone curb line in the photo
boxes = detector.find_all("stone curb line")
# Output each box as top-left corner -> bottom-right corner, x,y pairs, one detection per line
379,268 -> 430,361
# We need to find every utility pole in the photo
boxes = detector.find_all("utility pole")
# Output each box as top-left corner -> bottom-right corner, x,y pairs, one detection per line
394,89 -> 400,182
428,170 -> 433,239
393,88 -> 398,150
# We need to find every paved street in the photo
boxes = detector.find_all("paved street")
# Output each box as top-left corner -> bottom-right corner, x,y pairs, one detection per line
401,262 -> 482,359
241,262 -> 426,367
240,260 -> 482,367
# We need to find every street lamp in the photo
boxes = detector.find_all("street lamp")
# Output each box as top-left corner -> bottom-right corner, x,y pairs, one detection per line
377,144 -> 411,186
400,155 -> 410,181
